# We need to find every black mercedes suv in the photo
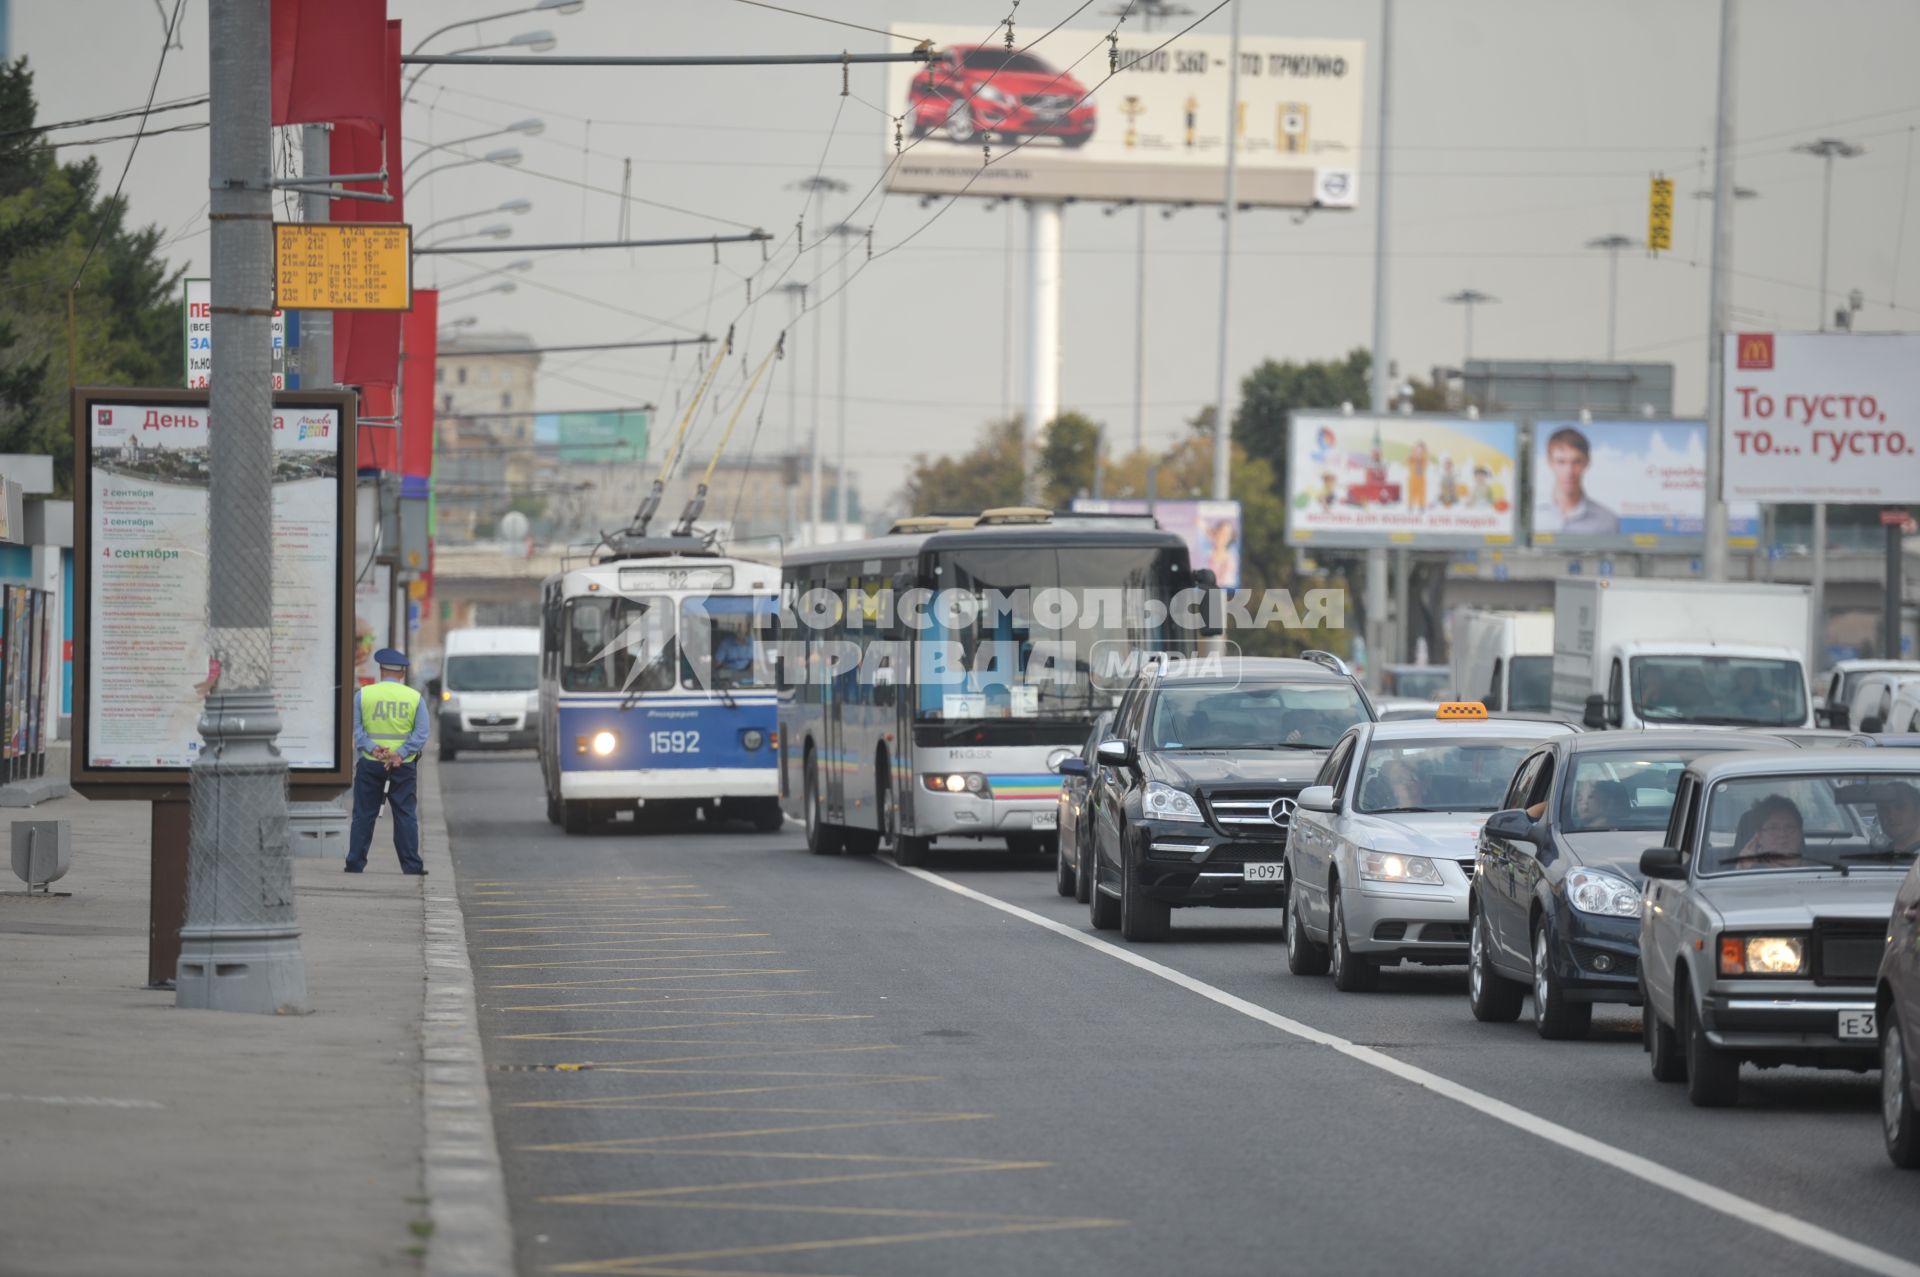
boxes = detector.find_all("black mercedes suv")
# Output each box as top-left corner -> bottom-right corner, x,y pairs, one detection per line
1085,652 -> 1376,941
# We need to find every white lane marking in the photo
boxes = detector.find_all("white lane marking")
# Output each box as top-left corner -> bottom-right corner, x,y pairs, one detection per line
0,1093 -> 163,1109
894,863 -> 1920,1277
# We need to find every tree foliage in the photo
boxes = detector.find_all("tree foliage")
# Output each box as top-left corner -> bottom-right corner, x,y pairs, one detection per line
900,412 -> 1107,515
0,58 -> 185,493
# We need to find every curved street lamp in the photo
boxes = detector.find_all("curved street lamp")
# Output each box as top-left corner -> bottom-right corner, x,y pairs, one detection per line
408,146 -> 524,191
439,280 -> 518,305
415,198 -> 532,242
404,118 -> 543,178
406,30 -> 558,101
418,222 -> 514,250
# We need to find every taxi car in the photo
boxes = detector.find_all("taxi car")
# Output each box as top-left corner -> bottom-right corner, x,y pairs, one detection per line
1469,731 -> 1796,1039
1284,704 -> 1569,992
1639,751 -> 1920,1107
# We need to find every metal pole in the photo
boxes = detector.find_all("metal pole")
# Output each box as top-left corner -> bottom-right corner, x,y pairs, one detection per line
1133,202 -> 1148,455
1701,0 -> 1737,583
1002,202 -> 1015,424
1208,0 -> 1242,505
1818,149 -> 1834,332
1024,200 -> 1063,506
808,294 -> 822,537
1393,548 -> 1411,663
1463,300 -> 1475,365
1365,0 -> 1395,686
1606,243 -> 1620,361
836,236 -> 849,534
1887,521 -> 1904,660
299,126 -> 333,388
1810,150 -> 1833,652
179,0 -> 306,1013
785,290 -> 800,542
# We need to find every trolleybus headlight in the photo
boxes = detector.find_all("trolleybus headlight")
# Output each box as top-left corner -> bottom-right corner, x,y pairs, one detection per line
591,730 -> 618,757
742,729 -> 765,751
965,773 -> 986,793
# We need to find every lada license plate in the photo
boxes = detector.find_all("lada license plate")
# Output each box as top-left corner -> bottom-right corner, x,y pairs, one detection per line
1838,1010 -> 1876,1040
1242,862 -> 1285,883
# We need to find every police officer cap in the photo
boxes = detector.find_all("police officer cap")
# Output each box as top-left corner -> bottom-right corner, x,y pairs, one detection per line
374,647 -> 409,669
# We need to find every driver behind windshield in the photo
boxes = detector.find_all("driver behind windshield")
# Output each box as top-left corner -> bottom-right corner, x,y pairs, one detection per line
1572,779 -> 1628,828
1732,794 -> 1810,870
1875,782 -> 1920,854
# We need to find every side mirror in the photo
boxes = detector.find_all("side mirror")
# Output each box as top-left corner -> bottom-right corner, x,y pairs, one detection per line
427,678 -> 442,699
1639,846 -> 1687,880
1057,756 -> 1090,777
1296,784 -> 1336,813
1483,808 -> 1539,843
1583,693 -> 1608,731
1096,739 -> 1134,767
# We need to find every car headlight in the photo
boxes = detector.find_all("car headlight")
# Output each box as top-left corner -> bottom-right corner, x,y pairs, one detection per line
1358,850 -> 1443,885
1719,934 -> 1808,977
975,83 -> 1008,105
741,729 -> 765,751
1143,780 -> 1203,823
1566,867 -> 1642,918
591,730 -> 618,757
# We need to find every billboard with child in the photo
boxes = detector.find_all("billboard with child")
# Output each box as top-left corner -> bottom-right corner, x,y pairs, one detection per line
1286,414 -> 1519,548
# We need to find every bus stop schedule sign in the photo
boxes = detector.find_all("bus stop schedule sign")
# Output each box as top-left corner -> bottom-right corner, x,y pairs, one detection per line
71,389 -> 357,789
273,223 -> 412,312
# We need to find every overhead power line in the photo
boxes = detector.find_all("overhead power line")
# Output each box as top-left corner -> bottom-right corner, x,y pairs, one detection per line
0,93 -> 207,140
727,0 -> 928,44
400,51 -> 931,68
44,120 -> 207,150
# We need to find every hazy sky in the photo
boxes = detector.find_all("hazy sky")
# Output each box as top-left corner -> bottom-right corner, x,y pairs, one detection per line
17,1 -> 1920,517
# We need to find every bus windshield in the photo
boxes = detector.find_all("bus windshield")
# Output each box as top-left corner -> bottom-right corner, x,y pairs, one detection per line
682,596 -> 775,691
563,595 -> 678,694
916,543 -> 1183,721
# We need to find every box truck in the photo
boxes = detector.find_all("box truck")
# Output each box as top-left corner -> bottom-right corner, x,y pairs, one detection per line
1450,610 -> 1555,712
1551,579 -> 1813,731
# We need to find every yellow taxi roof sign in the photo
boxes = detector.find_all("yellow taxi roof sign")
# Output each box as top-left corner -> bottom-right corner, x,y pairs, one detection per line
1436,701 -> 1489,721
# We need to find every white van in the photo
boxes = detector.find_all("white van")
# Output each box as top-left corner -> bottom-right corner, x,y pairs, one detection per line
1849,672 -> 1920,733
434,627 -> 541,760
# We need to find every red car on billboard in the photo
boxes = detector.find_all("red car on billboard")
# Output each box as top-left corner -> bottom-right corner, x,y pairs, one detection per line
909,46 -> 1095,148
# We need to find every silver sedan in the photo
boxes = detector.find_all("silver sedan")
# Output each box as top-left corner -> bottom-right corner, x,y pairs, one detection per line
1286,714 -> 1572,992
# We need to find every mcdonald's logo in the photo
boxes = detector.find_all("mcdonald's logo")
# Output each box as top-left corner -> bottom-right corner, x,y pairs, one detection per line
1737,333 -> 1774,369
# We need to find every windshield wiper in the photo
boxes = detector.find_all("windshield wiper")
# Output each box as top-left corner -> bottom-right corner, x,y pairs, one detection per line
1367,805 -> 1478,815
1686,714 -> 1790,727
1842,848 -> 1918,865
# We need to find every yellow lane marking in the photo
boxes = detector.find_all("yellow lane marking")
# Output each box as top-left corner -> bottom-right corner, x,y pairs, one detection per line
538,1160 -> 1047,1202
522,1112 -> 988,1154
482,951 -> 786,970
473,921 -> 749,934
513,1077 -> 939,1104
545,1219 -> 1127,1275
503,1016 -> 870,1042
477,934 -> 772,952
497,991 -> 826,1012
489,969 -> 808,990
582,1044 -> 900,1068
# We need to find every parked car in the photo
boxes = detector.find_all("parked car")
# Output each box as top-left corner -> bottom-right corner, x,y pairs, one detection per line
1285,707 -> 1569,991
1086,653 -> 1375,941
1054,711 -> 1113,903
1469,731 -> 1796,1039
1638,751 -> 1920,1106
908,45 -> 1096,148
1879,847 -> 1920,1167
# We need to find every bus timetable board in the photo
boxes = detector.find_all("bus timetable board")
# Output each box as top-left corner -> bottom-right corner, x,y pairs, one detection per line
273,222 -> 413,312
69,388 -> 358,796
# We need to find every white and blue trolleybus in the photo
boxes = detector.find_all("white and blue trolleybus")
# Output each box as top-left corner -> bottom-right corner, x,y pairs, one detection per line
539,531 -> 782,834
779,508 -> 1208,863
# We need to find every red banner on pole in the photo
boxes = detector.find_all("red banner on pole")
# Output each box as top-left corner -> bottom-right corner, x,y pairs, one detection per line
401,290 -> 438,480
331,19 -> 407,449
271,0 -> 388,129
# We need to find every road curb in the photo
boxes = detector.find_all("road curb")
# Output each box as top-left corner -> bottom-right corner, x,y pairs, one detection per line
418,753 -> 516,1277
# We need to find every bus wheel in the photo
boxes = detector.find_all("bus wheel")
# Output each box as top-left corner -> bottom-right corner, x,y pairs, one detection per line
545,784 -> 560,827
561,801 -> 591,835
804,752 -> 845,856
895,836 -> 930,867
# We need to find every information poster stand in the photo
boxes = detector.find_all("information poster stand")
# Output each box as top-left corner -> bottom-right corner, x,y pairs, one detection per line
70,388 -> 357,985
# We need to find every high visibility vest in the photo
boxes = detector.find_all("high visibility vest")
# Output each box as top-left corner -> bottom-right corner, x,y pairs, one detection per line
361,680 -> 424,761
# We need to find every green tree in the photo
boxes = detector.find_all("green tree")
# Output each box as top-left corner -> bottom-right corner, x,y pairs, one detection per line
1037,410 -> 1100,508
899,412 -> 1108,515
0,58 -> 185,494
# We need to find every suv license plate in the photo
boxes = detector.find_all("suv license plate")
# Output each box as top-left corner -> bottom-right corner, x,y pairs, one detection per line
1031,810 -> 1058,830
1242,862 -> 1284,883
1838,1010 -> 1876,1040
476,731 -> 510,743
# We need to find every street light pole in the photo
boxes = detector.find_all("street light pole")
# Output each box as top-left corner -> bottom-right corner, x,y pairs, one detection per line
179,0 -> 306,1014
1702,0 -> 1738,584
1585,234 -> 1635,361
1442,289 -> 1496,369
1366,0 -> 1395,682
1208,0 -> 1242,506
777,281 -> 807,544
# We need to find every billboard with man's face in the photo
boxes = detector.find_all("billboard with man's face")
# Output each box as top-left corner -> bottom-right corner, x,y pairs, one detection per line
883,24 -> 1365,208
1286,415 -> 1519,548
1531,420 -> 1761,550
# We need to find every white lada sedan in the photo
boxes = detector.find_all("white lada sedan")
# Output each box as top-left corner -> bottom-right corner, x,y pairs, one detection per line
1285,706 -> 1575,992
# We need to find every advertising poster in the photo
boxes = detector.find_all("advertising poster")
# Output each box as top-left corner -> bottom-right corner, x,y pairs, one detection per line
82,397 -> 345,772
354,562 -> 392,688
1722,332 -> 1920,503
183,279 -> 284,390
1530,419 -> 1760,549
1071,498 -> 1242,588
884,24 -> 1364,208
1287,415 -> 1519,547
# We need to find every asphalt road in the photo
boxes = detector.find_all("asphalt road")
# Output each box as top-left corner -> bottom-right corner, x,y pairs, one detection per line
442,753 -> 1920,1277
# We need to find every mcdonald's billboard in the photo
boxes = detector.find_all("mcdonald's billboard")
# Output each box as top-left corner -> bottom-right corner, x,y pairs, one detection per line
1722,332 -> 1920,503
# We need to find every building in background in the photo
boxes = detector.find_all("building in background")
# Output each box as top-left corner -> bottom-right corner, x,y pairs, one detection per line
434,332 -> 541,543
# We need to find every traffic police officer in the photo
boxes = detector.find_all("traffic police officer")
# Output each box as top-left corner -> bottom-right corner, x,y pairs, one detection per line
346,648 -> 430,875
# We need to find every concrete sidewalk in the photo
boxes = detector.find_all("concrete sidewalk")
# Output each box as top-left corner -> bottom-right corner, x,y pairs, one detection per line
0,756 -> 509,1277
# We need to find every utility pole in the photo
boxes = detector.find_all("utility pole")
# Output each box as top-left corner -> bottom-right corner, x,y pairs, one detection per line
1585,234 -> 1635,361
777,281 -> 807,543
1025,200 -> 1063,506
1133,203 -> 1149,455
1365,0 -> 1395,682
1443,289 -> 1496,369
1208,0 -> 1241,507
1795,137 -> 1862,659
831,221 -> 862,535
300,127 -> 333,387
178,0 -> 307,1013
1701,0 -> 1738,583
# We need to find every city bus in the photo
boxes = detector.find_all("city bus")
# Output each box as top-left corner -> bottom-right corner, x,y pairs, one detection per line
777,508 -> 1208,864
538,533 -> 782,835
